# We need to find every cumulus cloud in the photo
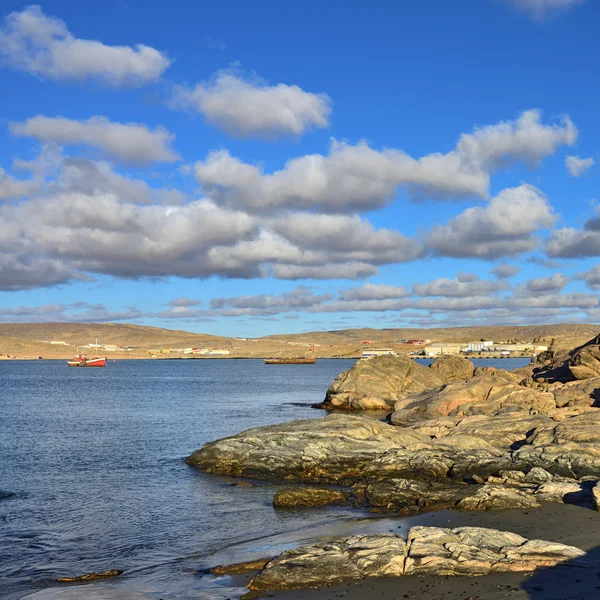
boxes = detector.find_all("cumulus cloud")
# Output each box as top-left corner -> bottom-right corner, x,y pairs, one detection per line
167,297 -> 202,307
57,157 -> 185,204
0,166 -> 39,200
426,184 -> 556,259
11,116 -> 179,165
209,286 -> 332,316
339,283 -> 410,301
565,155 -> 594,177
270,263 -> 378,280
578,265 -> 600,289
545,209 -> 600,258
524,273 -> 570,293
502,0 -> 585,20
194,110 -> 575,212
413,276 -> 508,297
491,264 -> 521,279
0,5 -> 170,86
173,69 -> 332,138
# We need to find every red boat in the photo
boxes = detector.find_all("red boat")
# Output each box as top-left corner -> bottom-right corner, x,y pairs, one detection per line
67,355 -> 107,367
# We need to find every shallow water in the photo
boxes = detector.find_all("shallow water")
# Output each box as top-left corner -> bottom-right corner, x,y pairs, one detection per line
0,357 -> 530,599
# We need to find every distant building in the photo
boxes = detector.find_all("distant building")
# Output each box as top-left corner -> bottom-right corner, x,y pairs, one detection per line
360,340 -> 374,344
424,343 -> 465,357
49,340 -> 69,345
103,345 -> 121,352
466,341 -> 494,352
362,348 -> 397,358
406,339 -> 431,345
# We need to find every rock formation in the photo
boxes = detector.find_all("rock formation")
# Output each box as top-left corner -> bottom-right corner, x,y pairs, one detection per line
246,527 -> 585,591
314,355 -> 446,410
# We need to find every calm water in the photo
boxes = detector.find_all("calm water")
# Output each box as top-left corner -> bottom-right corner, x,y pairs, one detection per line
0,357 -> 530,599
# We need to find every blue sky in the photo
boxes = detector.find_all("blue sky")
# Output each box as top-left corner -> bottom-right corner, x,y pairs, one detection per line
0,0 -> 599,336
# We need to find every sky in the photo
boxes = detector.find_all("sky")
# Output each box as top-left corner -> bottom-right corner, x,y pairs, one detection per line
0,0 -> 599,337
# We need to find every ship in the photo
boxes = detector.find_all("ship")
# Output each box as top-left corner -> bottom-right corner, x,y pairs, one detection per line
67,341 -> 107,367
264,357 -> 316,365
67,355 -> 107,367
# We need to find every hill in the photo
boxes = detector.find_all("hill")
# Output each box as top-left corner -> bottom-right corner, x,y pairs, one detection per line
0,322 -> 598,360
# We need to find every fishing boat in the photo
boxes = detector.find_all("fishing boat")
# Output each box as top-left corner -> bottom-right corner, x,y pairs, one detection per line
67,355 -> 107,367
67,342 -> 107,367
264,357 -> 316,364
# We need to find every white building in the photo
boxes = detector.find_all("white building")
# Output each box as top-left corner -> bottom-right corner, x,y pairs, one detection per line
362,348 -> 397,358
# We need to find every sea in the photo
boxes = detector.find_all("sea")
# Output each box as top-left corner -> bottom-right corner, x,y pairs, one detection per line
0,357 -> 530,599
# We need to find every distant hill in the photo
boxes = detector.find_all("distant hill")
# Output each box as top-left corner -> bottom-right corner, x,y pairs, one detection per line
0,322 -> 598,359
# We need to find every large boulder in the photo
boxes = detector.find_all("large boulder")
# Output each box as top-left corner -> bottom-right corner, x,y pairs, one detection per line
247,527 -> 585,591
429,355 -> 475,382
390,371 -> 554,425
315,356 -> 446,410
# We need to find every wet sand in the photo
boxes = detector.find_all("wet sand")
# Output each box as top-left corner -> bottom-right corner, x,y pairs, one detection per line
275,502 -> 600,600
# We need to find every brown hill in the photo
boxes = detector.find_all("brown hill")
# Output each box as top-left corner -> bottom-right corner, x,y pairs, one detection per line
0,322 -> 598,359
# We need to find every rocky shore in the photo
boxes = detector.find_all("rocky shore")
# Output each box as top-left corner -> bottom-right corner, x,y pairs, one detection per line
187,334 -> 600,595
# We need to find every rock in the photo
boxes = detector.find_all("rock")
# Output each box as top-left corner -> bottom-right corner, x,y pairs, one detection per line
534,333 -> 600,382
55,569 -> 123,582
513,411 -> 600,478
249,534 -> 407,590
391,372 -> 553,425
361,479 -> 539,513
454,486 -> 540,511
187,415 -> 434,484
273,487 -> 348,507
315,356 -> 446,410
247,527 -> 585,591
552,378 -> 600,408
534,481 -> 589,504
593,482 -> 600,511
474,366 -> 496,376
429,355 -> 474,382
210,559 -> 270,575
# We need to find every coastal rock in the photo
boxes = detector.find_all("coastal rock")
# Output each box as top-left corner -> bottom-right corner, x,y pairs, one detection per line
361,479 -> 539,513
429,355 -> 475,382
210,559 -> 270,575
513,411 -> 600,477
187,413 -> 518,484
552,378 -> 600,408
391,372 -> 553,425
55,569 -> 123,582
315,356 -> 446,410
187,415 -> 434,484
273,487 -> 348,508
248,534 -> 407,590
534,334 -> 600,382
247,527 -> 585,591
593,483 -> 600,511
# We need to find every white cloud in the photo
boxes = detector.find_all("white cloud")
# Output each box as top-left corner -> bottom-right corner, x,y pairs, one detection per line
339,283 -> 410,301
195,111 -> 575,213
524,273 -> 570,293
545,209 -> 600,258
565,155 -> 594,177
167,297 -> 202,307
491,264 -> 521,278
426,184 -> 556,259
11,116 -> 178,165
577,265 -> 600,289
270,263 -> 378,280
0,5 -> 170,86
413,276 -> 508,297
174,69 -> 332,138
503,0 -> 585,20
0,166 -> 39,200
